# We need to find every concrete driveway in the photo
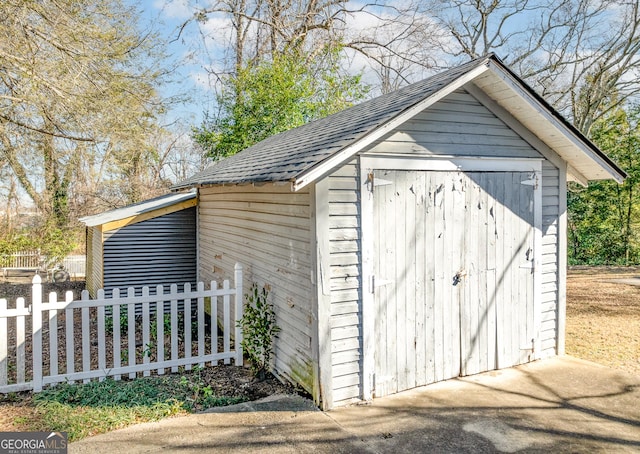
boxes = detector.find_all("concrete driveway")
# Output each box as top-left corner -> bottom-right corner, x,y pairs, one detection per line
70,356 -> 640,453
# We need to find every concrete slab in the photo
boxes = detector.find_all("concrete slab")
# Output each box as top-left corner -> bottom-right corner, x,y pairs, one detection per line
69,357 -> 640,453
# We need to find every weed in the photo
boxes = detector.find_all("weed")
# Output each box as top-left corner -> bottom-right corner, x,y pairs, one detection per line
237,283 -> 280,380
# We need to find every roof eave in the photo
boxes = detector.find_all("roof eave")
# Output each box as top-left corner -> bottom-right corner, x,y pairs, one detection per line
485,59 -> 626,184
291,60 -> 494,191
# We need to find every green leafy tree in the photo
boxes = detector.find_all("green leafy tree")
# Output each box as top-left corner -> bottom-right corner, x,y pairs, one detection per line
568,104 -> 640,264
193,51 -> 368,161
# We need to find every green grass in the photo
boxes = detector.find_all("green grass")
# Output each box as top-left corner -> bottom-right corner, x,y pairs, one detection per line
25,368 -> 246,442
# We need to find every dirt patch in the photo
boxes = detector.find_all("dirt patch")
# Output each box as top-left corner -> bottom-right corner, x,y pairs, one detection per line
566,267 -> 640,375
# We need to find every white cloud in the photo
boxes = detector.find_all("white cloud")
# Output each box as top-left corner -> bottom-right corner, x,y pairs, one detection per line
154,0 -> 194,20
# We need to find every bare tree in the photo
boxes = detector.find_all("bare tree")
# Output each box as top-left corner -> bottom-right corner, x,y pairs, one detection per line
186,1 -> 443,93
0,0 -> 177,229
425,0 -> 640,135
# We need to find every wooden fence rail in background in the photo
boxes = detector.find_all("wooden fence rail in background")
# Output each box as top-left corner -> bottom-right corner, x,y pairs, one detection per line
0,263 -> 243,393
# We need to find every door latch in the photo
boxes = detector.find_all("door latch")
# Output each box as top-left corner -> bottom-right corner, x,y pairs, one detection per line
452,269 -> 467,286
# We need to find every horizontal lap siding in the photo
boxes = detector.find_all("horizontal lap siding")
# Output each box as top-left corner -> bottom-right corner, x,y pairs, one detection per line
541,162 -> 560,355
367,90 -> 542,159
198,185 -> 315,394
328,162 -> 363,405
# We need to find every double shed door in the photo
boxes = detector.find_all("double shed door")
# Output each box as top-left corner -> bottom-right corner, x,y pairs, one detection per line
370,169 -> 538,397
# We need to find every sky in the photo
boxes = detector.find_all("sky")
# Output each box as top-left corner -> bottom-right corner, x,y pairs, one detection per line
133,1 -> 211,127
133,0 -> 447,130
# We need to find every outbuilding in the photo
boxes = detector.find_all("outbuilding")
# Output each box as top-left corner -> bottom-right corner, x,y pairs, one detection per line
81,191 -> 197,297
174,54 -> 625,409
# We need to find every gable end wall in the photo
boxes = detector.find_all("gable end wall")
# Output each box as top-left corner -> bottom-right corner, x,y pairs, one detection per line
324,90 -> 564,406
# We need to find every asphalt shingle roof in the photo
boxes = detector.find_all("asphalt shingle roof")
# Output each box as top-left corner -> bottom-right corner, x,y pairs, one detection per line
173,56 -> 488,189
173,54 -> 625,189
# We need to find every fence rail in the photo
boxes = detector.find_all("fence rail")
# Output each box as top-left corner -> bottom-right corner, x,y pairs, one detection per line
1,250 -> 42,269
0,263 -> 243,393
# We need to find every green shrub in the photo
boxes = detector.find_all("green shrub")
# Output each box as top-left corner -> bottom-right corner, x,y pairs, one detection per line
237,283 -> 280,380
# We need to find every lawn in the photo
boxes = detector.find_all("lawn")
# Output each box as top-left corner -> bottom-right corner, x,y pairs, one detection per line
566,267 -> 640,376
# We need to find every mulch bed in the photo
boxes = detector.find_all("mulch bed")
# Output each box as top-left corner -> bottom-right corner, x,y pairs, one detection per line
0,278 -> 299,433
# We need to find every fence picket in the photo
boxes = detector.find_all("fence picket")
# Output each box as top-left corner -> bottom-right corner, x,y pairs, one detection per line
197,282 -> 205,368
97,289 -> 106,381
32,275 -> 43,392
235,263 -> 243,366
81,292 -> 90,384
16,297 -> 26,384
156,285 -> 164,375
211,281 -> 218,365
142,287 -> 150,377
112,289 -> 121,381
0,299 -> 7,386
170,284 -> 178,373
0,264 -> 244,393
223,280 -> 230,365
65,300 -> 74,379
127,287 -> 135,379
184,283 -> 192,371
48,293 -> 58,378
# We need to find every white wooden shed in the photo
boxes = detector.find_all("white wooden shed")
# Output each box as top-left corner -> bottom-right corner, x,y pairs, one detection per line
174,55 -> 625,409
80,191 -> 197,297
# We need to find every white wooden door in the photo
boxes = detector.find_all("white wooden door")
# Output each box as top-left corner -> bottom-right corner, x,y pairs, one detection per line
372,170 -> 536,397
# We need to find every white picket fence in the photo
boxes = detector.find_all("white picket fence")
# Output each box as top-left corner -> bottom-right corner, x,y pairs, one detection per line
1,252 -> 86,279
0,264 -> 243,393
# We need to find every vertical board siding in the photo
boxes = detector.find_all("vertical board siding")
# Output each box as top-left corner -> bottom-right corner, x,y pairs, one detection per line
540,162 -> 560,357
367,90 -> 543,159
372,170 -> 535,398
102,207 -> 197,296
198,185 -> 315,395
327,162 -> 363,405
87,227 -> 103,297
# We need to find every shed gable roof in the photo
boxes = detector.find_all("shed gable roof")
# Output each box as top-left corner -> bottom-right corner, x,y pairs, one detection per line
174,55 -> 624,191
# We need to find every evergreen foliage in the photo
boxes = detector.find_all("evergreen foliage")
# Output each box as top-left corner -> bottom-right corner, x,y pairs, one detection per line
193,50 -> 368,161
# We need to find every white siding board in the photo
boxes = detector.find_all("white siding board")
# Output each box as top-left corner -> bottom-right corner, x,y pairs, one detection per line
330,240 -> 359,253
332,326 -> 360,341
326,160 -> 363,406
540,161 -> 561,357
330,252 -> 360,266
331,301 -> 360,315
331,313 -> 360,329
330,289 -> 360,304
333,362 -> 360,377
198,184 -> 315,395
332,385 -> 363,404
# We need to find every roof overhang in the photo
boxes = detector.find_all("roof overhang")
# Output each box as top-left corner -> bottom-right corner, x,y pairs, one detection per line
291,55 -> 625,191
477,59 -> 625,184
291,62 -> 494,191
79,191 -> 197,232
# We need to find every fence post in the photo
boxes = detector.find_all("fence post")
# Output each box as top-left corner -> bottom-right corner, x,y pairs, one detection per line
0,299 -> 7,387
234,263 -> 243,366
32,275 -> 43,392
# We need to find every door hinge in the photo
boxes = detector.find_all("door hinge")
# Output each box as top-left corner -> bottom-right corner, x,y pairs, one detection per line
521,173 -> 539,189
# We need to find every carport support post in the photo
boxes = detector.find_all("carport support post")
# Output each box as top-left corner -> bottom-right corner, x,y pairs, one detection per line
234,263 -> 243,365
32,275 -> 43,392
